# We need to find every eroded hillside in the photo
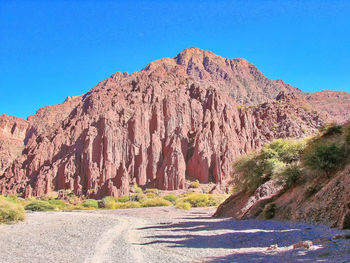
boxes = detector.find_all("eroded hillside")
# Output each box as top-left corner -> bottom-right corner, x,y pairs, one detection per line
1,47 -> 349,199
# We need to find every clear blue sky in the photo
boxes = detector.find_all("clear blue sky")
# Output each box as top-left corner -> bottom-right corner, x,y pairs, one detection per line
1,0 -> 349,119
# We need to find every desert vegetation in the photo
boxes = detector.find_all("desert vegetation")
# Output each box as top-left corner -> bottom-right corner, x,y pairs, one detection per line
0,195 -> 26,224
232,122 -> 350,200
233,138 -> 306,193
0,184 -> 228,224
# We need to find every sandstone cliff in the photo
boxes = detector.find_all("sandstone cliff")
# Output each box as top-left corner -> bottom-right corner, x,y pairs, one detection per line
0,95 -> 81,172
0,47 -> 347,198
0,115 -> 29,173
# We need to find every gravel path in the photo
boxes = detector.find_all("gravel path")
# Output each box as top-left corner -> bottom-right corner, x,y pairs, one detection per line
0,207 -> 350,263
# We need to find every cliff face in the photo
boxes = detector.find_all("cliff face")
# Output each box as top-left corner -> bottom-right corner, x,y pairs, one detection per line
0,95 -> 82,173
0,47 -> 344,198
0,115 -> 29,173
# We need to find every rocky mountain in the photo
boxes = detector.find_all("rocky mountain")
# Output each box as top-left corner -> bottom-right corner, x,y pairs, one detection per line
0,47 -> 348,198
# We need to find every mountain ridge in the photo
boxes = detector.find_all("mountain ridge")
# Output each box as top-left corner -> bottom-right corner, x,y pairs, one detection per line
0,47 -> 348,198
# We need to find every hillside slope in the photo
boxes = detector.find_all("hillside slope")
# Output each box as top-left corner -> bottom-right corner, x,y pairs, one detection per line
215,125 -> 350,229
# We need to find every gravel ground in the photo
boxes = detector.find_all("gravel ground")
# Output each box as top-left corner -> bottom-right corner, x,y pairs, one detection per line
0,207 -> 350,263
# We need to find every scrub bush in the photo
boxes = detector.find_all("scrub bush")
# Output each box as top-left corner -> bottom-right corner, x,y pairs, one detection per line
0,196 -> 26,224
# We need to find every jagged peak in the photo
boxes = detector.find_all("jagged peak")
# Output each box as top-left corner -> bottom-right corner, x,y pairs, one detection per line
142,47 -> 255,74
111,71 -> 129,81
175,47 -> 252,65
142,57 -> 176,72
174,47 -> 220,66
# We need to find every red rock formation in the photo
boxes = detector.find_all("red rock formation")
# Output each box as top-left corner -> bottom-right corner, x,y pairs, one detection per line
0,95 -> 81,190
303,90 -> 350,124
0,115 -> 29,173
25,95 -> 82,143
0,48 -> 328,198
214,180 -> 284,219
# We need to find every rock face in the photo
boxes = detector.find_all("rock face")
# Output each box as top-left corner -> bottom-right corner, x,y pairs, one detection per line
0,47 -> 346,198
214,180 -> 284,219
303,90 -> 350,124
25,95 -> 82,144
274,167 -> 350,229
0,115 -> 29,173
0,94 -> 81,173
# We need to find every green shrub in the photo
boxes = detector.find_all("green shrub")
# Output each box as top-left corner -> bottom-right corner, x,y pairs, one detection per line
102,196 -> 117,209
145,188 -> 159,195
175,201 -> 191,210
283,165 -> 302,187
304,143 -> 347,177
163,194 -> 178,204
123,201 -> 142,209
345,126 -> 350,145
68,195 -> 80,205
233,139 -> 308,193
134,184 -> 143,193
4,195 -> 19,202
25,200 -> 57,211
81,199 -> 98,209
268,158 -> 286,178
190,180 -> 200,188
115,201 -> 141,209
206,194 -> 228,206
131,193 -> 146,202
233,152 -> 265,193
179,193 -> 209,207
146,192 -> 156,199
175,193 -> 225,208
71,205 -> 87,210
323,124 -> 343,137
117,196 -> 130,203
140,198 -> 172,207
0,197 -> 26,224
47,199 -> 70,209
272,164 -> 302,188
263,203 -> 276,219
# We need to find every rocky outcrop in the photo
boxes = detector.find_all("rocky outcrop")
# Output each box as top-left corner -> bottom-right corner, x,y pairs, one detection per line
214,180 -> 285,219
272,166 -> 350,229
0,115 -> 29,173
0,95 -> 81,176
215,156 -> 350,229
303,90 -> 350,124
0,48 -> 327,198
25,95 -> 82,144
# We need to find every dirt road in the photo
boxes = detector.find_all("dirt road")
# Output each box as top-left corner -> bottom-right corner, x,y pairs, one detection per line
0,207 -> 349,263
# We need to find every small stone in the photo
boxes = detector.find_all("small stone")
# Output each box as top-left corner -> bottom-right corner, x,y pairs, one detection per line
266,244 -> 278,251
293,240 -> 313,249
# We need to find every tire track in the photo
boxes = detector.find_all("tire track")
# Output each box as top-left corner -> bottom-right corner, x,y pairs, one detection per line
84,216 -> 144,263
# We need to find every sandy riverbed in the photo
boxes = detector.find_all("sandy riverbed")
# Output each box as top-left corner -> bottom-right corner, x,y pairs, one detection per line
0,207 -> 349,263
